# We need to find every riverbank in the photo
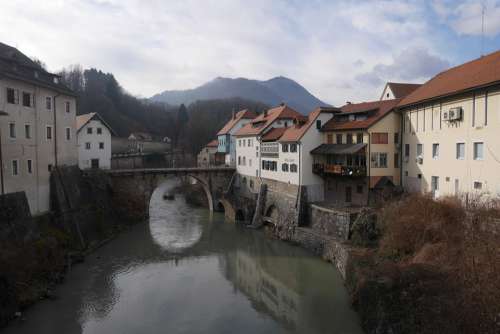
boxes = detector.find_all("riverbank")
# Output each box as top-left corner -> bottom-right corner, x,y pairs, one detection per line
273,194 -> 500,334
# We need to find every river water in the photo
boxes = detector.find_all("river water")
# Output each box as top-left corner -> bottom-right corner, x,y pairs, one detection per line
4,181 -> 363,334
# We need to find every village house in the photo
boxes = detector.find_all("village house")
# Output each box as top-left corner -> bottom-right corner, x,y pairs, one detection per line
217,109 -> 258,166
76,112 -> 115,169
197,139 -> 224,167
0,42 -> 77,214
312,99 -> 401,206
380,82 -> 422,101
398,50 -> 500,198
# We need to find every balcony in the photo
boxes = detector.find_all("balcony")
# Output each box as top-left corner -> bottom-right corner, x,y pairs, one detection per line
313,163 -> 366,177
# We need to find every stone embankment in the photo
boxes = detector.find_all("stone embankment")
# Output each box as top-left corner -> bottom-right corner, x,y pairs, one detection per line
0,166 -> 140,328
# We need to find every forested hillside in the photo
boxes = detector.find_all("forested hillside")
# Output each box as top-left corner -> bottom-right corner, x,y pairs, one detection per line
58,66 -> 268,154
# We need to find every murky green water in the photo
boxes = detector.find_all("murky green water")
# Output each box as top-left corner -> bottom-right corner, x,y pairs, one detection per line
4,181 -> 363,334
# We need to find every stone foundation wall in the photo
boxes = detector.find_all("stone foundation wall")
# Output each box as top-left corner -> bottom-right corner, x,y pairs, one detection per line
308,205 -> 358,240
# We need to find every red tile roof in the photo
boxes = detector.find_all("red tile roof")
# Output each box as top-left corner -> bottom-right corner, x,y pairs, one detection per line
322,99 -> 399,131
261,127 -> 287,142
216,109 -> 258,135
234,104 -> 302,137
383,82 -> 421,99
279,107 -> 338,142
399,49 -> 500,108
206,139 -> 218,147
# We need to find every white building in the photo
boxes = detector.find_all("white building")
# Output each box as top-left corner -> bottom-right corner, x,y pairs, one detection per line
380,82 -> 421,101
0,42 -> 77,215
235,104 -> 336,201
217,109 -> 258,166
76,112 -> 115,169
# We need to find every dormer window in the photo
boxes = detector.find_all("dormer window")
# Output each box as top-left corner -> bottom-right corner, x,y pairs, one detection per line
53,77 -> 59,84
34,71 -> 39,78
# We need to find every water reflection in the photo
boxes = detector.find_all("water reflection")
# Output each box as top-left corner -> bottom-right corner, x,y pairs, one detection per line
3,186 -> 363,334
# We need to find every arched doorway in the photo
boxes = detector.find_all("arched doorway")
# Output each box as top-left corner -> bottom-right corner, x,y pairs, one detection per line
263,205 -> 279,225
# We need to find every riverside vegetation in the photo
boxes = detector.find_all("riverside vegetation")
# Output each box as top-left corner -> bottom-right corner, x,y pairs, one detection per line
349,194 -> 500,334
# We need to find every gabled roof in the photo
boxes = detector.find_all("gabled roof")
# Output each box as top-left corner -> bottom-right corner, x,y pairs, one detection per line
0,42 -> 75,96
279,107 -> 339,142
321,99 -> 399,131
235,104 -> 302,137
381,82 -> 421,99
206,139 -> 218,147
261,127 -> 287,142
76,112 -> 117,135
217,109 -> 258,135
399,49 -> 500,108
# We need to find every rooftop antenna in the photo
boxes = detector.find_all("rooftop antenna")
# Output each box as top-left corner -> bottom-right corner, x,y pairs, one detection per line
481,2 -> 485,56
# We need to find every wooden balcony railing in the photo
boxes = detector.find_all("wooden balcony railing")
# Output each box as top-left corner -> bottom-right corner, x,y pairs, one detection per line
313,163 -> 366,177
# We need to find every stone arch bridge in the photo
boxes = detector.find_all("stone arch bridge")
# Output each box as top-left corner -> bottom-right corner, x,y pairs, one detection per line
104,167 -> 237,221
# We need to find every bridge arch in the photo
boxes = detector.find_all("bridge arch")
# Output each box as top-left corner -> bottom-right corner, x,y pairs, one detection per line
186,174 -> 214,211
263,203 -> 280,225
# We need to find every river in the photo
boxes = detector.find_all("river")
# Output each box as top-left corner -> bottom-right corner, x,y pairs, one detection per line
4,181 -> 363,334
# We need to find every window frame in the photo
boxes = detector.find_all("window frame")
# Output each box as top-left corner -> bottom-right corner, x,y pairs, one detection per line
456,143 -> 465,160
22,91 -> 32,107
65,127 -> 71,141
27,159 -> 33,174
46,125 -> 53,140
85,142 -> 91,150
9,123 -> 16,139
12,159 -> 19,176
432,143 -> 439,159
473,142 -> 484,160
25,124 -> 31,139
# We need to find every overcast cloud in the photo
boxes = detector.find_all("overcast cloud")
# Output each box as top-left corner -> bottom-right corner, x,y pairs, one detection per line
1,0 -> 499,105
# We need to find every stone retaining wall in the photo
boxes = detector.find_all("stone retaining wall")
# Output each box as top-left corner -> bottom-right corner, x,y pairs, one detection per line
308,204 -> 358,240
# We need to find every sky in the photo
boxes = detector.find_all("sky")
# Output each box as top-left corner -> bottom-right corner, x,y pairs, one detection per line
1,0 -> 500,106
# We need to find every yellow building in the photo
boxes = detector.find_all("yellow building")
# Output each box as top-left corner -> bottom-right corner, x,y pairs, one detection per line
311,99 -> 401,206
398,50 -> 500,198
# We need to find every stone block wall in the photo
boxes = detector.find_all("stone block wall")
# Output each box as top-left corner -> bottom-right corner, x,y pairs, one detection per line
308,205 -> 357,240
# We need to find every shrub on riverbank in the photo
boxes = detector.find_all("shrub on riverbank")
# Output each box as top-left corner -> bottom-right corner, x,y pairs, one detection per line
352,194 -> 500,334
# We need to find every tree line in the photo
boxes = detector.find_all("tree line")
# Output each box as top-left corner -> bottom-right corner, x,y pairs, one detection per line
58,66 -> 268,154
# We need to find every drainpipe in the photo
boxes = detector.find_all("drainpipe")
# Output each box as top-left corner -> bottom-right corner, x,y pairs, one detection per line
53,94 -> 60,167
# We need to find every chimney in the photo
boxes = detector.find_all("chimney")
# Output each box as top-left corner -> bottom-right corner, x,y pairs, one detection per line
280,102 -> 285,106
232,108 -> 236,119
264,109 -> 268,117
346,101 -> 352,104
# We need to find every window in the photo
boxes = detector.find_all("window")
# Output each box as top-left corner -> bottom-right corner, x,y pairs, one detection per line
46,126 -> 53,140
9,123 -> 16,138
27,159 -> 33,174
417,144 -> 423,157
85,142 -> 91,150
25,124 -> 31,139
394,153 -> 399,168
327,134 -> 333,144
394,132 -> 399,144
98,142 -> 104,150
243,157 -> 246,165
65,101 -> 70,113
238,156 -> 241,165
346,134 -> 353,144
431,176 -> 439,192
238,140 -> 241,147
336,134 -> 342,144
432,143 -> 439,159
249,180 -> 254,189
12,160 -> 19,176
316,120 -> 322,129
474,181 -> 483,190
7,88 -> 18,104
456,143 -> 465,160
22,92 -> 32,107
247,139 -> 251,146
290,164 -> 298,173
290,144 -> 297,152
356,185 -> 363,194
48,164 -> 53,172
243,140 -> 246,147
87,127 -> 93,134
46,97 -> 52,110
473,142 -> 484,160
372,132 -> 388,144
282,144 -> 289,152
249,159 -> 252,167
356,133 -> 363,144
282,163 -> 289,172
66,127 -> 71,141
404,144 -> 410,158
371,152 -> 388,168
97,128 -> 102,135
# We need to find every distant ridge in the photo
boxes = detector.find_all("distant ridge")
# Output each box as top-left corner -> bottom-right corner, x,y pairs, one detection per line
150,76 -> 330,114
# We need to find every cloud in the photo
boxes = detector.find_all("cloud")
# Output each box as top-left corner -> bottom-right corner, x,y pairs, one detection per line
432,0 -> 500,37
0,0 -> 460,106
356,48 -> 450,87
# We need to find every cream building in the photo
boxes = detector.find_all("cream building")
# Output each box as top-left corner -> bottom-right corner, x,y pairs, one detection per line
77,113 -> 115,170
399,50 -> 500,198
0,42 -> 77,215
312,99 -> 401,206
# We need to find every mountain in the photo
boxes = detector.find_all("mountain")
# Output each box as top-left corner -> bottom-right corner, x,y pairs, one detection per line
150,76 -> 330,114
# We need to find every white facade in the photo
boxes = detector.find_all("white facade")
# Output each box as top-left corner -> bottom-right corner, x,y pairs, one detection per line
77,118 -> 112,169
226,118 -> 254,166
0,78 -> 77,215
236,136 -> 259,177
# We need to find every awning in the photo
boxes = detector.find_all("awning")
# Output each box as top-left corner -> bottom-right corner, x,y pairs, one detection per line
310,143 -> 366,155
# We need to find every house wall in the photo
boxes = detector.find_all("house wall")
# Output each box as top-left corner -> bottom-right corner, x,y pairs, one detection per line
380,85 -> 395,100
77,119 -> 112,169
368,111 -> 401,186
197,146 -> 218,167
402,86 -> 500,197
236,136 -> 259,177
0,78 -> 77,215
